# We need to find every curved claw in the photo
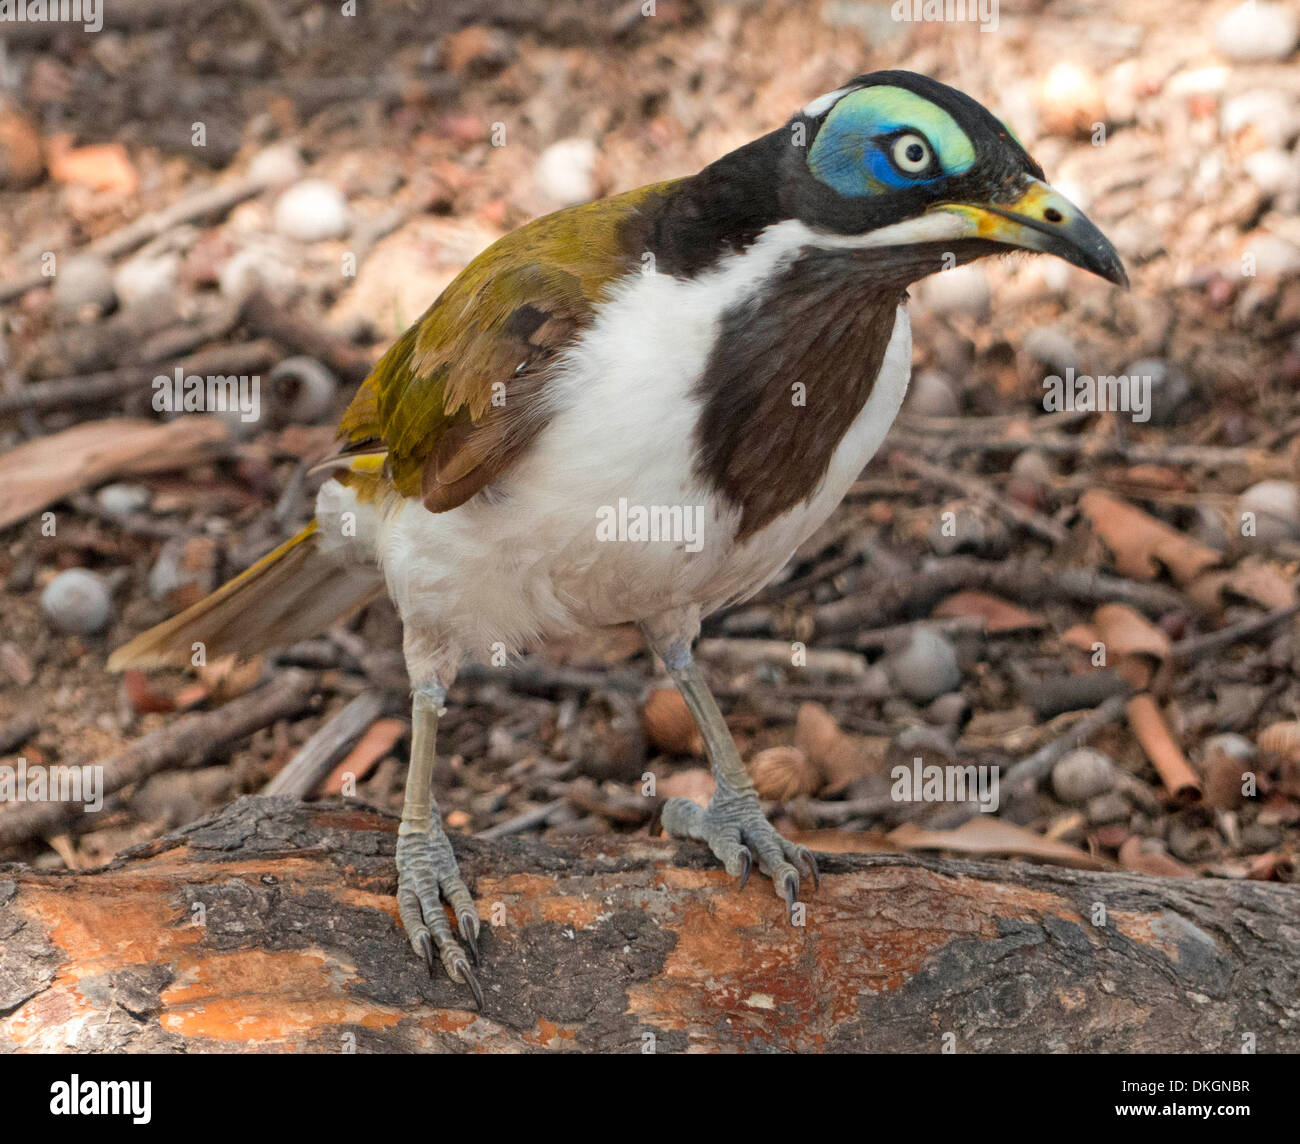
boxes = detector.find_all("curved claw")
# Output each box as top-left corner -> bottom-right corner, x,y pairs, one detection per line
417,931 -> 436,977
800,846 -> 821,890
779,869 -> 798,911
459,915 -> 480,965
455,958 -> 485,1011
737,847 -> 753,891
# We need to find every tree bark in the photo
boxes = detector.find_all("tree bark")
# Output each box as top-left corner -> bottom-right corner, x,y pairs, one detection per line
2,796 -> 1297,1053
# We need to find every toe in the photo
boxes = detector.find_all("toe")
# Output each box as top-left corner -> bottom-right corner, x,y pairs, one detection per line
789,842 -> 820,889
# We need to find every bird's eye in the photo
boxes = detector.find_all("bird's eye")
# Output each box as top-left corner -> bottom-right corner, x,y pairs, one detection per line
891,133 -> 932,175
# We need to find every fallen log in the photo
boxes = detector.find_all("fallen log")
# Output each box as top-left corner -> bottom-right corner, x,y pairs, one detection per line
2,796 -> 1297,1053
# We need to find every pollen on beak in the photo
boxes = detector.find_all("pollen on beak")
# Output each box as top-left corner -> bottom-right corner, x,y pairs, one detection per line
928,177 -> 1129,287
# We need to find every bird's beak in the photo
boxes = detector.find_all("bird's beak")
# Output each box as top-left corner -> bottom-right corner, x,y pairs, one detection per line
928,177 -> 1128,287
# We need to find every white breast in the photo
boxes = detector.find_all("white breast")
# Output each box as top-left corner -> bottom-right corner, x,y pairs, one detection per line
321,224 -> 913,671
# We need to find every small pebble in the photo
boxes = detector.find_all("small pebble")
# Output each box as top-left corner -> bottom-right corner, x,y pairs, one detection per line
918,263 -> 990,318
268,356 -> 338,424
1243,148 -> 1300,198
1085,790 -> 1129,826
248,142 -> 305,189
1213,1 -> 1299,63
1237,479 -> 1300,542
41,569 -> 112,636
904,369 -> 959,417
1221,90 -> 1296,149
1125,357 -> 1192,426
113,250 -> 181,309
218,241 -> 298,304
95,482 -> 151,515
274,178 -> 350,242
886,628 -> 961,704
535,138 -> 598,207
1010,449 -> 1056,487
1022,326 -> 1079,374
1037,62 -> 1106,138
923,691 -> 969,728
1051,747 -> 1116,804
52,255 -> 116,316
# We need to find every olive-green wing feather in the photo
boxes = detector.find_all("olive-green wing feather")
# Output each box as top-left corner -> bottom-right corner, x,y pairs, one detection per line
337,179 -> 680,510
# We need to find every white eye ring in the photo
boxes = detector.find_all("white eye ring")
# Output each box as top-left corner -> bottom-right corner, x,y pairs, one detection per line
892,133 -> 932,175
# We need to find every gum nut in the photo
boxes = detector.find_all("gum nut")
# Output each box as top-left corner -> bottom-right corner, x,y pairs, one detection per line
1051,747 -> 1116,804
41,568 -> 112,635
1237,480 -> 1300,542
273,178 -> 350,242
905,369 -> 959,417
52,255 -> 116,315
95,482 -> 151,514
269,356 -> 338,423
534,138 -> 598,207
886,628 -> 961,704
917,263 -> 990,318
1214,1 -> 1299,63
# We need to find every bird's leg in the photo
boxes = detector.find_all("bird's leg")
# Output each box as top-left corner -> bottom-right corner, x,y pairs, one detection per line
395,679 -> 483,1008
642,620 -> 818,916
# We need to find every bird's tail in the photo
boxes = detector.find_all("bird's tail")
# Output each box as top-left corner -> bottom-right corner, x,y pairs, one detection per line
108,521 -> 383,670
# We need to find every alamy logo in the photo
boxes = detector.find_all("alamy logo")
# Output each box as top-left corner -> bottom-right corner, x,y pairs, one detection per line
595,498 -> 705,553
0,0 -> 102,33
0,758 -> 102,812
50,1076 -> 151,1124
891,757 -> 1000,813
1042,368 -> 1151,423
890,0 -> 998,33
152,368 -> 261,422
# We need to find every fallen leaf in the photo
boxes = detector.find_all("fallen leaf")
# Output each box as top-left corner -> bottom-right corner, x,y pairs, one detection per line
886,818 -> 1111,870
933,590 -> 1044,632
1079,490 -> 1221,584
1223,561 -> 1297,611
794,702 -> 885,792
781,828 -> 899,854
46,134 -> 137,193
1118,837 -> 1194,877
123,669 -> 175,715
0,417 -> 229,530
322,717 -> 406,795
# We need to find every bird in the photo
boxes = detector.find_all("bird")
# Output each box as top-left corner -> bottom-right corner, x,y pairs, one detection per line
110,70 -> 1127,1009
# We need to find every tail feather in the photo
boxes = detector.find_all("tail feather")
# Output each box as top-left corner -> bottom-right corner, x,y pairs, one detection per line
108,522 -> 383,670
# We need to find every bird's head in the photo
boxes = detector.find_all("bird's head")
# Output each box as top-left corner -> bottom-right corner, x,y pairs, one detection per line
775,70 -> 1127,288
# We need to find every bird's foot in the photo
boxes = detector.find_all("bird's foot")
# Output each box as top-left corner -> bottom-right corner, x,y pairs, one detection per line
395,829 -> 483,1009
659,789 -> 819,917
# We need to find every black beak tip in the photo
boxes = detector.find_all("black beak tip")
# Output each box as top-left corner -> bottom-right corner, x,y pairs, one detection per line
1100,254 -> 1130,290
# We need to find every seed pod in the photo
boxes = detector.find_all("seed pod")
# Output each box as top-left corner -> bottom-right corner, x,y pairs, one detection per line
748,746 -> 821,802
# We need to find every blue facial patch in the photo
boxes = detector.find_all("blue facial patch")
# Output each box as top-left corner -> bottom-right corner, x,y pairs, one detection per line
808,86 -> 977,197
